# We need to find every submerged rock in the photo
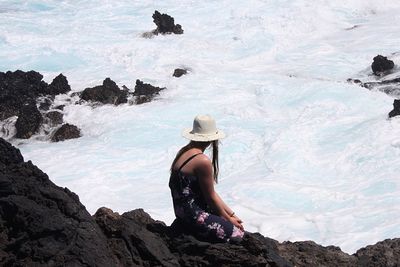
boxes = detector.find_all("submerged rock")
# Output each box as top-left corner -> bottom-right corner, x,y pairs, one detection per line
51,123 -> 81,142
371,55 -> 395,76
173,68 -> 188,77
15,103 -> 43,139
80,78 -> 128,105
388,99 -> 400,118
152,10 -> 183,35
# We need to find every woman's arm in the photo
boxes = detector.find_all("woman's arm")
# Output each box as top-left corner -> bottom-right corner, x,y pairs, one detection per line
196,156 -> 244,230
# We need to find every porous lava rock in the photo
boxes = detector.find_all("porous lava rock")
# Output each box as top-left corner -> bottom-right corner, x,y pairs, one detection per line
389,99 -> 400,118
277,240 -> 357,266
133,79 -> 165,104
152,10 -> 183,35
51,123 -> 81,142
1,138 -> 400,267
0,138 -> 114,266
0,70 -> 47,120
43,73 -> 71,95
15,103 -> 43,139
80,78 -> 128,105
45,111 -> 64,126
354,238 -> 400,267
372,55 -> 395,75
173,68 -> 188,77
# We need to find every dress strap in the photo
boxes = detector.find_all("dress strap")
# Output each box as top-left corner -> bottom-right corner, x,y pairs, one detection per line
178,153 -> 203,172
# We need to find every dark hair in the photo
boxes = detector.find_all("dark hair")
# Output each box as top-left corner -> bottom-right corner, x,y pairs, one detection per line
171,140 -> 220,183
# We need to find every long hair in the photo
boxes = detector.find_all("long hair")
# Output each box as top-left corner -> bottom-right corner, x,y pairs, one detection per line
171,140 -> 220,183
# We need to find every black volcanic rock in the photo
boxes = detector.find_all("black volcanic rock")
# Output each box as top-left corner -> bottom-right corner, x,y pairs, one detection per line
133,79 -> 165,104
355,238 -> 400,267
15,103 -> 43,139
372,55 -> 394,75
80,78 -> 127,105
0,138 -> 23,165
0,138 -> 115,266
1,138 -> 400,267
45,111 -> 64,126
44,73 -> 71,95
173,68 -> 188,77
389,99 -> 400,118
0,70 -> 47,120
152,10 -> 183,35
51,123 -> 80,142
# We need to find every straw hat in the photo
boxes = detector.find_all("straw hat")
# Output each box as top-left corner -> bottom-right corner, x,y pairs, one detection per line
182,115 -> 225,142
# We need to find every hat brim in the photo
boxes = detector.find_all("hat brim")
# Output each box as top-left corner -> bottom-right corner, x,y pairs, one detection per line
182,128 -> 225,142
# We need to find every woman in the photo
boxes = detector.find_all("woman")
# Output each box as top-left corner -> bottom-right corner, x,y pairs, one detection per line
169,115 -> 245,242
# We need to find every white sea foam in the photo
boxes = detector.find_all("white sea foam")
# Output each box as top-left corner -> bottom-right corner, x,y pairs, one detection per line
1,0 -> 400,253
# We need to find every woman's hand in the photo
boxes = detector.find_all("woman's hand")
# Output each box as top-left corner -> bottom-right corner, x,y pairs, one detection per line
229,215 -> 244,231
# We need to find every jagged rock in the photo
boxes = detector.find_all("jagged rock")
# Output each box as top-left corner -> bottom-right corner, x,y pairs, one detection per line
0,71 -> 70,120
372,55 -> 395,75
1,138 -> 400,267
38,96 -> 53,111
51,123 -> 80,142
388,99 -> 400,118
45,111 -> 64,126
347,77 -> 400,97
0,138 -> 115,266
0,70 -> 47,120
173,68 -> 188,77
354,238 -> 400,267
0,137 -> 23,165
152,10 -> 183,35
45,73 -> 71,95
277,240 -> 357,266
15,103 -> 43,139
133,79 -> 165,104
94,208 -> 180,267
80,78 -> 127,105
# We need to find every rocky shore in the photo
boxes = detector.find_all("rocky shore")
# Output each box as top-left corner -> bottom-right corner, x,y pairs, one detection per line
0,138 -> 399,267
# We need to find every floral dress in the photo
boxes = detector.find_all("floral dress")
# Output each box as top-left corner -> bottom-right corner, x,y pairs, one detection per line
169,153 -> 244,242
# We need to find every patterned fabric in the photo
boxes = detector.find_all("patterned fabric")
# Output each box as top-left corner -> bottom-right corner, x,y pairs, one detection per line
169,158 -> 244,242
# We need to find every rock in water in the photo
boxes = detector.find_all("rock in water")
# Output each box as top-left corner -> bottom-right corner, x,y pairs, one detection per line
173,68 -> 188,77
45,111 -> 64,126
152,10 -> 183,34
0,70 -> 47,120
15,103 -> 43,139
371,55 -> 395,75
133,79 -> 165,104
389,99 -> 400,118
51,123 -> 81,142
43,73 -> 71,95
80,78 -> 128,105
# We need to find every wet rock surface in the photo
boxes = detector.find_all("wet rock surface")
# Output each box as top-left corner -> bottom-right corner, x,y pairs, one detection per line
1,138 -> 399,266
173,68 -> 188,77
80,77 -> 128,105
389,99 -> 400,118
15,103 -> 43,139
45,111 -> 64,126
51,123 -> 81,142
133,79 -> 166,104
152,10 -> 183,35
1,70 -> 168,141
372,55 -> 395,76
